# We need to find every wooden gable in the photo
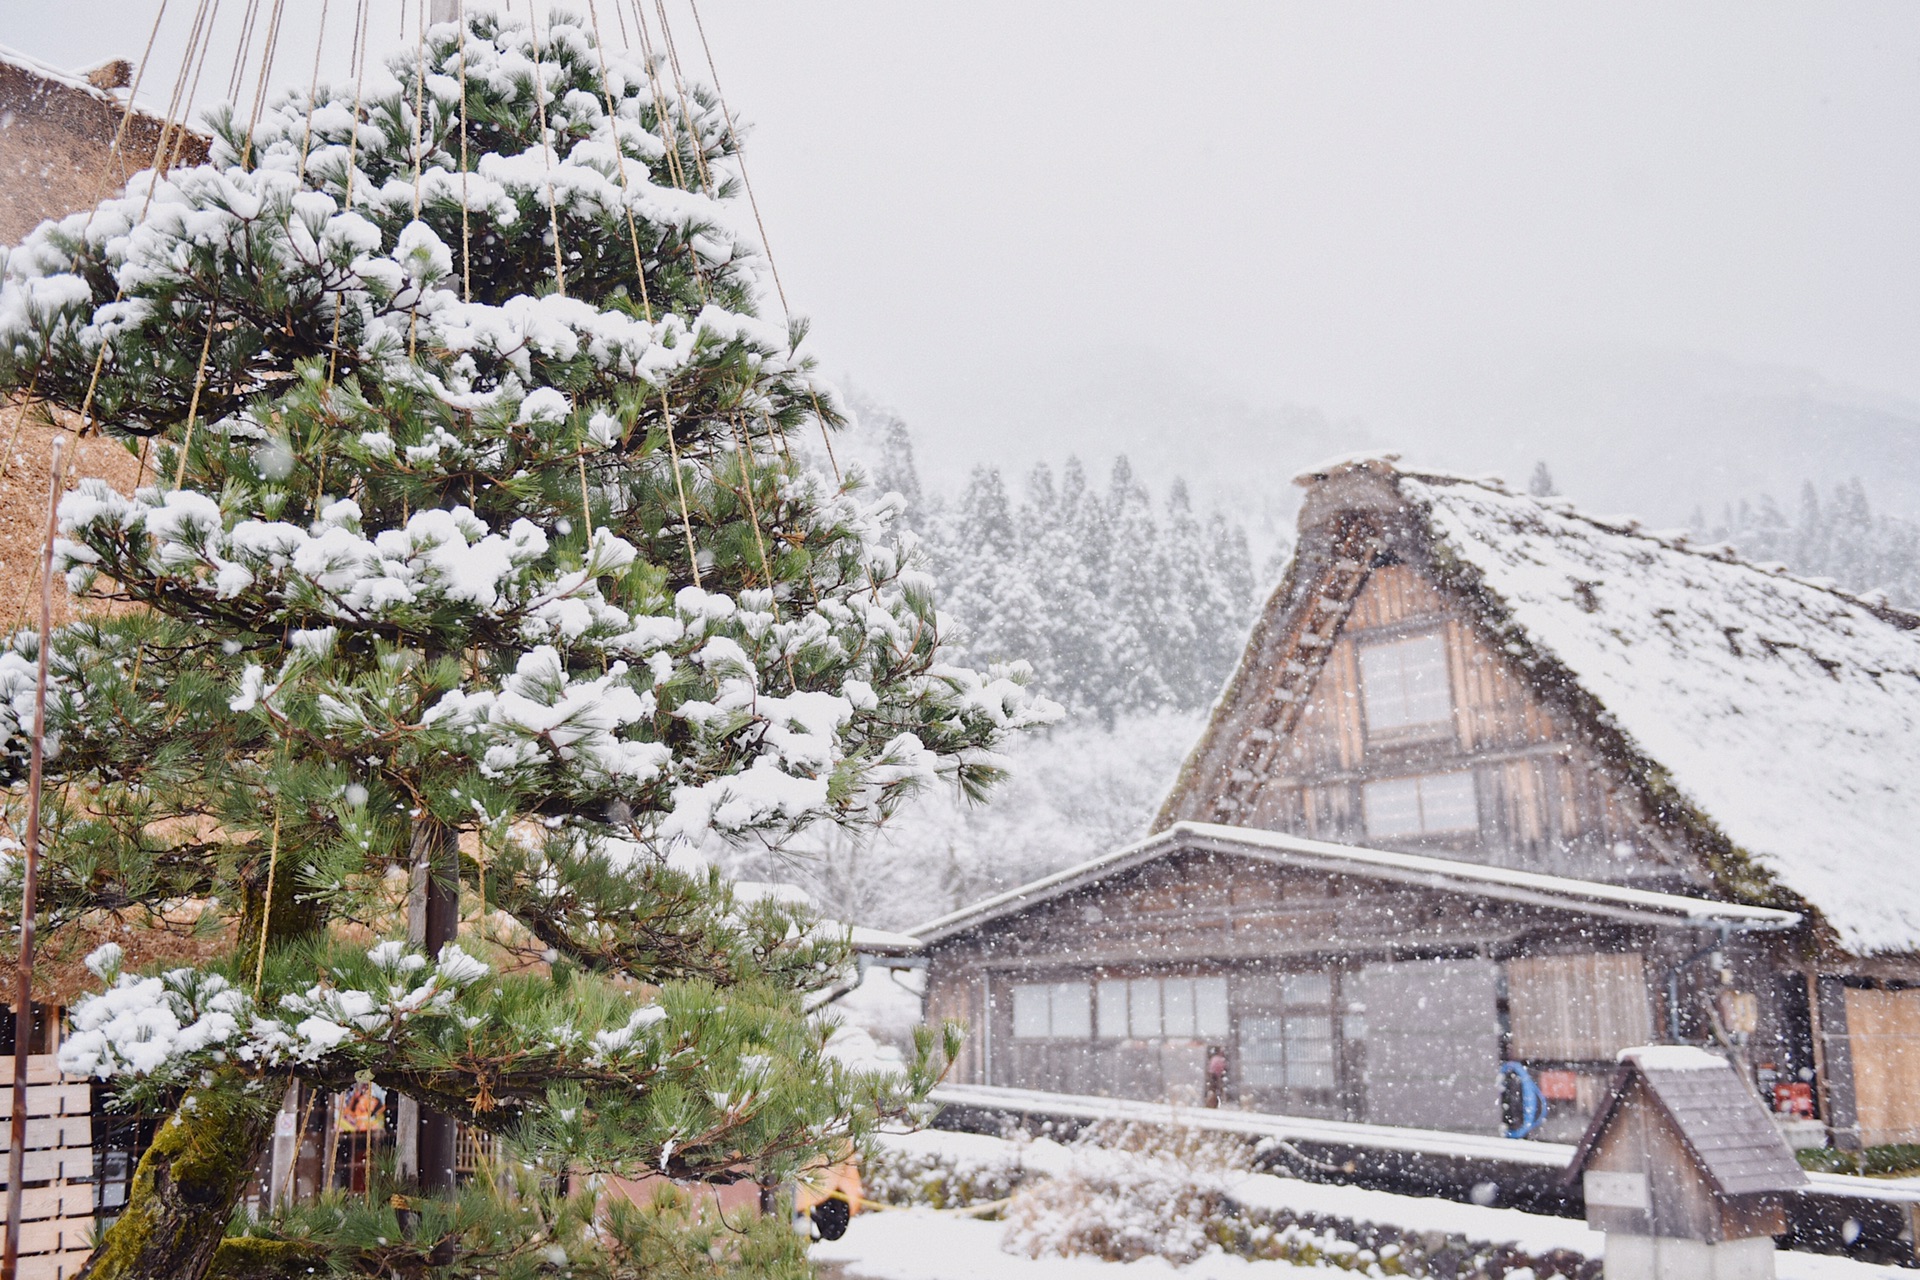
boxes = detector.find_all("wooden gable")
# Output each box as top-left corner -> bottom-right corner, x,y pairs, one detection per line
1161,494 -> 1696,887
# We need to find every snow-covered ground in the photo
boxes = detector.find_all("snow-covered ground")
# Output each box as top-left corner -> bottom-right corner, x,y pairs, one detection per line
816,1202 -> 1909,1279
818,1212 -> 1350,1279
817,1131 -> 1912,1278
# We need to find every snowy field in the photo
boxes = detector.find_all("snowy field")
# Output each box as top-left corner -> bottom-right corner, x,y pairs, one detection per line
815,1131 -> 1912,1278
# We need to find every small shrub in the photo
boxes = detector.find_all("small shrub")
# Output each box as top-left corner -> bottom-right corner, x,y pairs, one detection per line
1002,1123 -> 1246,1265
1797,1142 -> 1920,1178
864,1129 -> 1050,1209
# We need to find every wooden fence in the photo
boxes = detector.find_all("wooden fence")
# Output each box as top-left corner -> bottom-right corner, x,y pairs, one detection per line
0,1055 -> 94,1280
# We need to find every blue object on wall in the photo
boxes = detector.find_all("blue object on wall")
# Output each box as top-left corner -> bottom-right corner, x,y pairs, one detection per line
1500,1060 -> 1546,1139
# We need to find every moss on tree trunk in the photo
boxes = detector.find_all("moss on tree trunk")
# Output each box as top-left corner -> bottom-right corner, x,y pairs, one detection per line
76,1085 -> 276,1280
204,1236 -> 325,1280
79,863 -> 315,1280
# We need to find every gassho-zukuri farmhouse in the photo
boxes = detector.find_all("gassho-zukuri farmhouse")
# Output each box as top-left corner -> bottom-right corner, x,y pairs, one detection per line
912,454 -> 1920,1153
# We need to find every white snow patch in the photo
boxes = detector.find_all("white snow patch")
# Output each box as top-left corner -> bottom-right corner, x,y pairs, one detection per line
1619,1044 -> 1731,1071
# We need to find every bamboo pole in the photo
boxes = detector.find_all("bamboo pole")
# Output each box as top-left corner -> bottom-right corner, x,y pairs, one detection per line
2,437 -> 64,1280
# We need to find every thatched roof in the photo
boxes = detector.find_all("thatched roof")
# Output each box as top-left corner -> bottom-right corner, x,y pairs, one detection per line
1166,454 -> 1920,957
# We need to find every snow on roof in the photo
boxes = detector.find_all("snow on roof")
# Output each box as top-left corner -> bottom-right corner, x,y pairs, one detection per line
1617,1044 -> 1728,1071
910,820 -> 1797,945
846,923 -> 923,956
929,1081 -> 1576,1168
0,42 -> 125,104
1391,468 -> 1920,955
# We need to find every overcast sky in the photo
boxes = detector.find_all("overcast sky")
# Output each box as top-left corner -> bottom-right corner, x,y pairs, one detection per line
3,2 -> 1915,508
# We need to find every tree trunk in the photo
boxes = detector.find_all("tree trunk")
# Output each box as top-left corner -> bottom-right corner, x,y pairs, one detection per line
408,818 -> 460,1194
79,839 -> 316,1280
76,1085 -> 276,1280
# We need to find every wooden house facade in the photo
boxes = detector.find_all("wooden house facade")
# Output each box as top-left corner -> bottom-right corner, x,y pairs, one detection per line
917,456 -> 1920,1151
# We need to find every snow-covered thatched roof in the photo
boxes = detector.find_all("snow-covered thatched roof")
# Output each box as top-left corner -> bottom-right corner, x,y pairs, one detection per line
1344,456 -> 1920,956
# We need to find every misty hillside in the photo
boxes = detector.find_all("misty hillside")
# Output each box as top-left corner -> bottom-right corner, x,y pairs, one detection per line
888,345 -> 1920,567
1404,347 -> 1920,529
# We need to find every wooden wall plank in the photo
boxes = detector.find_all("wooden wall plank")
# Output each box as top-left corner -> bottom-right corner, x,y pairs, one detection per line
0,1148 -> 92,1185
7,1185 -> 92,1223
1844,987 -> 1920,1146
1507,953 -> 1651,1060
0,1086 -> 91,1120
0,1115 -> 91,1152
0,1057 -> 67,1087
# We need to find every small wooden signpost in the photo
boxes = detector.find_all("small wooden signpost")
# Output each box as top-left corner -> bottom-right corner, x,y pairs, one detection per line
1568,1045 -> 1806,1280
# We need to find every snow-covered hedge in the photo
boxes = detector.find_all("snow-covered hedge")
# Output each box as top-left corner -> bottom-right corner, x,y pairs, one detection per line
864,1129 -> 1065,1210
870,1125 -> 1600,1279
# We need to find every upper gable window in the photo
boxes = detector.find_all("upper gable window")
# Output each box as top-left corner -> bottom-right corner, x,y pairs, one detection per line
1358,632 -> 1453,736
1363,771 -> 1479,839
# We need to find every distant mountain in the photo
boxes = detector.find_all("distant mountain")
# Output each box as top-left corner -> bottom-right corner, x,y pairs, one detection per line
1387,347 -> 1920,529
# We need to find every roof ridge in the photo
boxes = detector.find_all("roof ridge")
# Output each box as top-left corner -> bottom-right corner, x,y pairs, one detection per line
0,42 -> 127,107
1392,465 -> 1920,631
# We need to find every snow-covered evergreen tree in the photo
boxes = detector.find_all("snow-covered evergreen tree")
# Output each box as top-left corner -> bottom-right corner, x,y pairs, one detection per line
1156,480 -> 1210,707
1709,479 -> 1920,606
842,389 -> 923,514
0,12 -> 1052,1278
1024,458 -> 1106,714
940,464 -> 1052,678
895,441 -> 1257,726
1101,457 -> 1175,717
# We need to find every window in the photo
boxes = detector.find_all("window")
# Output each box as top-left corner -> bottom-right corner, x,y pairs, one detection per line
1098,979 -> 1129,1038
1010,981 -> 1092,1039
1236,1020 -> 1328,1090
1129,977 -> 1162,1037
1282,972 -> 1332,1004
1358,633 -> 1453,735
1363,771 -> 1478,838
1242,972 -> 1338,1092
1097,976 -> 1229,1040
1283,1015 -> 1337,1089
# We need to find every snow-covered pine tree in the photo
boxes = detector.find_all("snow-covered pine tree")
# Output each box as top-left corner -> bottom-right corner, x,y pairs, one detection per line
1210,501 -> 1253,691
1155,480 -> 1208,706
867,406 -> 924,514
941,464 -> 1051,677
0,11 -> 1052,1278
1101,456 -> 1172,720
1708,480 -> 1920,606
1024,458 -> 1105,715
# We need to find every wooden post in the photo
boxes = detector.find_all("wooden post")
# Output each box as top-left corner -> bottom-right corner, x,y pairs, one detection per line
408,820 -> 459,1194
414,0 -> 463,1199
2,439 -> 62,1280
